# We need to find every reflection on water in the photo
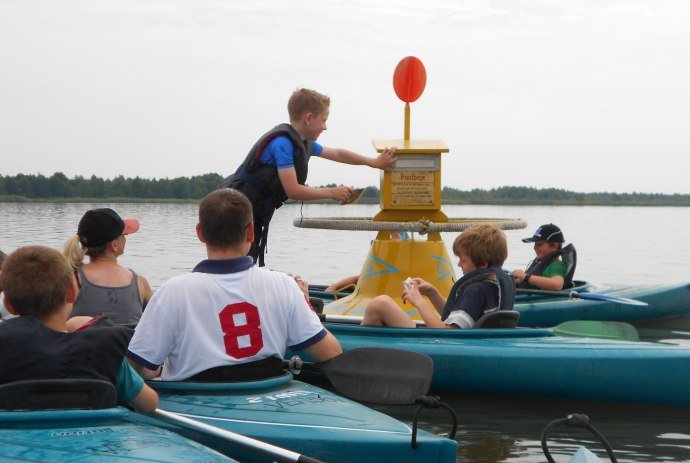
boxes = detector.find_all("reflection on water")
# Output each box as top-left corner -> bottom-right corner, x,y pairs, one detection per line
375,393 -> 690,463
2,201 -> 690,462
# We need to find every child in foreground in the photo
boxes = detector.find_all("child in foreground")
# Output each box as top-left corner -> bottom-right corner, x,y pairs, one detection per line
0,246 -> 157,412
361,225 -> 515,329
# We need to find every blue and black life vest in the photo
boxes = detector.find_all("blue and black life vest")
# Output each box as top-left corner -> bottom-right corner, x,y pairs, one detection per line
441,265 -> 516,321
219,124 -> 313,266
519,243 -> 577,289
0,316 -> 132,386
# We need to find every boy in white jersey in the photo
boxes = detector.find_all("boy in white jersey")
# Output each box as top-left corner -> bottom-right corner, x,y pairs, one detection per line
127,189 -> 342,381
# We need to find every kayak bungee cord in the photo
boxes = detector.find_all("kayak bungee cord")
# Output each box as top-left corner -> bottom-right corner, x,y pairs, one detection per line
541,413 -> 618,463
411,396 -> 458,449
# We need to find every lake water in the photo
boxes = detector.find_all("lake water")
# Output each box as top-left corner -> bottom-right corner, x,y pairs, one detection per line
2,201 -> 690,462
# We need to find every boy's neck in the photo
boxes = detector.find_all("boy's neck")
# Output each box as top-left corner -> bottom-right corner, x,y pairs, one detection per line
290,121 -> 309,141
38,307 -> 70,333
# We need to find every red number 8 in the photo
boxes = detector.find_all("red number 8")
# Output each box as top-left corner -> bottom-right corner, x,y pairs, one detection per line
219,302 -> 264,358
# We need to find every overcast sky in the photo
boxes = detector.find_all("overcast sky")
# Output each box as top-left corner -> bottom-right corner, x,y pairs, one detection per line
1,0 -> 689,194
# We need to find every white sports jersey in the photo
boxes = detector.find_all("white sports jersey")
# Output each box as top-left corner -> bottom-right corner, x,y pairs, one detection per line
127,257 -> 326,381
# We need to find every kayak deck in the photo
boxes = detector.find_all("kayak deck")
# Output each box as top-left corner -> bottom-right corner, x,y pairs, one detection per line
0,407 -> 235,462
140,373 -> 457,463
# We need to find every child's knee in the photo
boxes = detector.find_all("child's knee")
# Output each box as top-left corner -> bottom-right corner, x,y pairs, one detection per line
367,295 -> 396,312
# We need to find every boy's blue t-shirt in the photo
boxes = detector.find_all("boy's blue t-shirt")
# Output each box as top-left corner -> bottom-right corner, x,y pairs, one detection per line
258,136 -> 323,169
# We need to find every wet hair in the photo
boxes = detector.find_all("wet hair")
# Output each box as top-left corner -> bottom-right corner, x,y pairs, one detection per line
199,189 -> 253,250
288,88 -> 330,122
453,225 -> 508,268
62,235 -> 108,268
1,246 -> 74,318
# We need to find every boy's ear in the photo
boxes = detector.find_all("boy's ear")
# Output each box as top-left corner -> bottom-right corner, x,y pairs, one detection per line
66,279 -> 79,304
3,296 -> 19,316
303,112 -> 313,125
196,223 -> 206,244
245,222 -> 255,244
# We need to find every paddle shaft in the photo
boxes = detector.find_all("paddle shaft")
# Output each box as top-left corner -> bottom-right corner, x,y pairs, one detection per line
151,409 -> 325,463
517,288 -> 647,305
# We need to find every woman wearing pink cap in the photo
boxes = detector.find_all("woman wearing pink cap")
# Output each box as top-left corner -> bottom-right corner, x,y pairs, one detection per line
63,208 -> 153,326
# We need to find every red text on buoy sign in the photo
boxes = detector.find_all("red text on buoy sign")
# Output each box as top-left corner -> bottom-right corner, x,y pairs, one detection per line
393,56 -> 427,103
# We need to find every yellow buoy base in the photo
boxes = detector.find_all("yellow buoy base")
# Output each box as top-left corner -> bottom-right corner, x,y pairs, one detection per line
324,236 -> 456,320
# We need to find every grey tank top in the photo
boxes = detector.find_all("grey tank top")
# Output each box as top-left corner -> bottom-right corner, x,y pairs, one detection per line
71,267 -> 143,326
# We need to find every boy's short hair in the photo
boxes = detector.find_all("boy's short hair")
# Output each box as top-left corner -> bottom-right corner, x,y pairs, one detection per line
199,189 -> 254,249
288,88 -> 330,121
453,225 -> 508,268
1,246 -> 74,318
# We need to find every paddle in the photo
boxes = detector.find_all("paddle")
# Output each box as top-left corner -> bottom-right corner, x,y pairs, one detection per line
287,347 -> 433,405
552,320 -> 640,341
517,288 -> 648,306
317,313 -> 640,341
150,408 -> 326,463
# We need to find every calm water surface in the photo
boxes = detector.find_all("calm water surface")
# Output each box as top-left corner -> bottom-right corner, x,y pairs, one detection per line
2,202 -> 690,462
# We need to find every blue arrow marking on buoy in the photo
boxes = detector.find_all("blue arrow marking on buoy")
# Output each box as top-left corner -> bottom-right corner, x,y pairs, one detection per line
432,255 -> 454,281
361,255 -> 400,280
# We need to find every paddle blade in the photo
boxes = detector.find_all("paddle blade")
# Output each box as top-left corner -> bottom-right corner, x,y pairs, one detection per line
574,292 -> 648,306
553,320 -> 640,341
320,348 -> 434,405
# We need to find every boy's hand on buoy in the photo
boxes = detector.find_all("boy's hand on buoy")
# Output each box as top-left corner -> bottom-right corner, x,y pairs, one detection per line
374,147 -> 397,171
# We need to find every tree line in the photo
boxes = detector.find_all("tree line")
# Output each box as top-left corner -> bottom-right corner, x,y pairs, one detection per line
1,173 -> 689,206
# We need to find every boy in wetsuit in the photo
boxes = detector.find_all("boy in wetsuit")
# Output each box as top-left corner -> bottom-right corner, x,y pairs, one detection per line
361,224 -> 515,329
0,246 -> 158,412
511,223 -> 568,291
220,88 -> 397,266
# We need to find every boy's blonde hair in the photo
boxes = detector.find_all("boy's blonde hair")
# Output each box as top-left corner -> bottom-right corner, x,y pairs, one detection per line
288,88 -> 330,121
453,225 -> 508,268
1,246 -> 74,318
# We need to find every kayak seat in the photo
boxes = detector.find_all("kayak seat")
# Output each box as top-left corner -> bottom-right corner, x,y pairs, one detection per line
0,379 -> 117,411
309,297 -> 325,313
561,244 -> 577,289
474,310 -> 520,329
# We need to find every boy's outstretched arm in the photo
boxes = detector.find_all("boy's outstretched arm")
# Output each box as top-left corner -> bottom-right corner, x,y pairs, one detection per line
320,147 -> 397,170
278,167 -> 353,202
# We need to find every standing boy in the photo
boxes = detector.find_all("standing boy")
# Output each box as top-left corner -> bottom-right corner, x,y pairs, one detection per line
220,88 -> 397,265
362,224 -> 515,329
127,189 -> 341,381
0,246 -> 158,412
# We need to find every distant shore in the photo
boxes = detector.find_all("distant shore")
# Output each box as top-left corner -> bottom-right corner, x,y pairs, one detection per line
2,195 -> 689,207
2,172 -> 689,207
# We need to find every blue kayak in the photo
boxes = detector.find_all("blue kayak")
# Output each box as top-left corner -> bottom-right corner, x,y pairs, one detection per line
515,281 -> 690,327
137,373 -> 457,463
312,280 -> 690,328
0,407 -> 236,462
310,323 -> 690,408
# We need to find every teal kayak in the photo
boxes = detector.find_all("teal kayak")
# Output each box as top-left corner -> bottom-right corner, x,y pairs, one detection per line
307,323 -> 690,408
0,407 -> 236,462
516,281 -> 690,327
311,280 -> 690,327
138,373 -> 457,463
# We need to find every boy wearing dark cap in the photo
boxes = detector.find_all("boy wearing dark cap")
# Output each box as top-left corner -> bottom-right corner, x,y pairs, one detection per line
511,223 -> 568,291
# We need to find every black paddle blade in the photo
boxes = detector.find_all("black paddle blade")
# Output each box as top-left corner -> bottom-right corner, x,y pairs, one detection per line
318,347 -> 434,405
